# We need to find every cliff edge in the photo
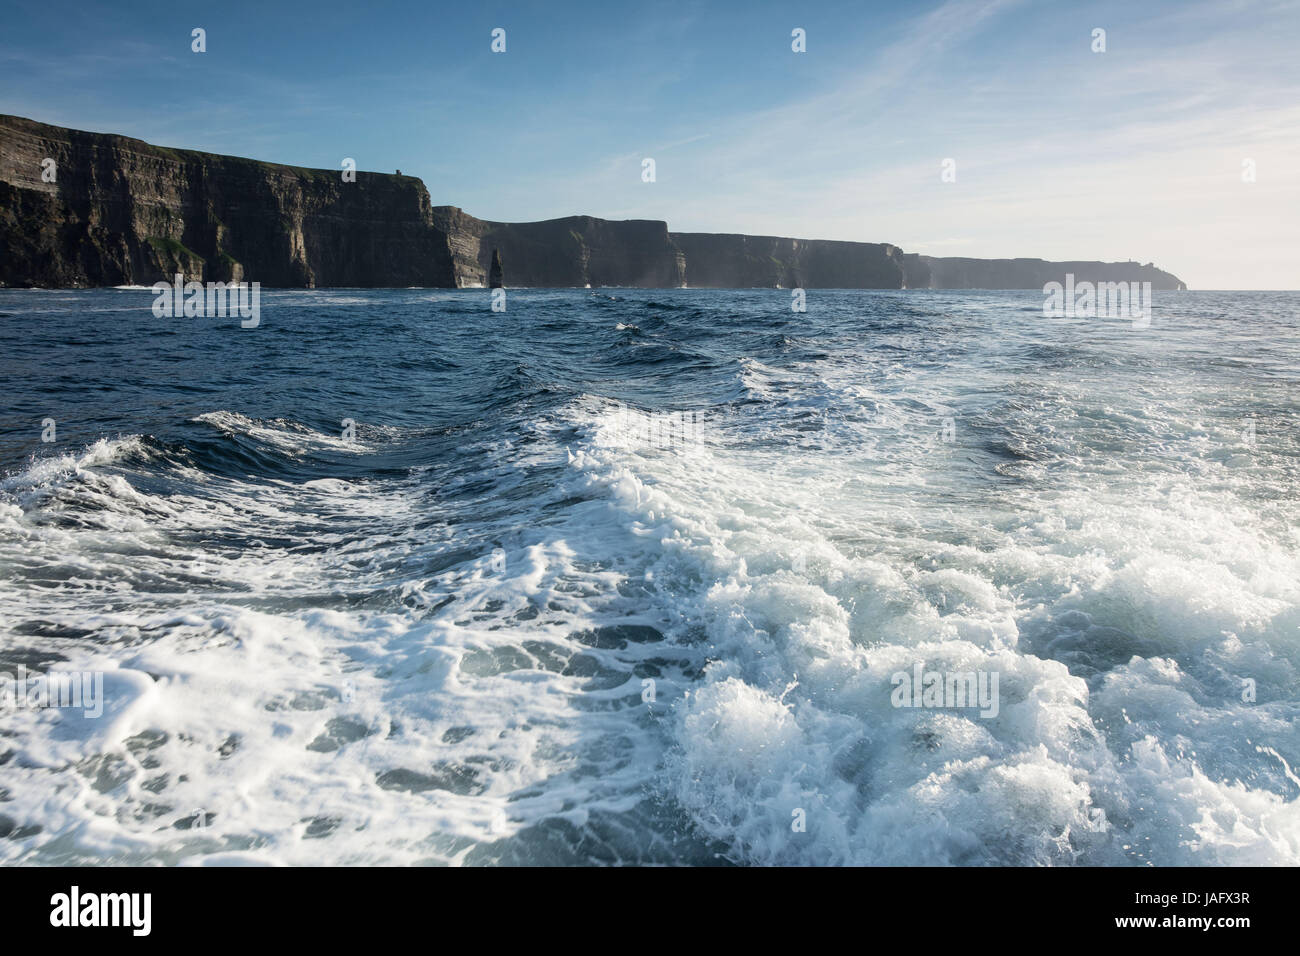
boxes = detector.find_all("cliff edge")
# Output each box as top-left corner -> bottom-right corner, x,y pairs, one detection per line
0,115 -> 1187,291
0,114 -> 454,288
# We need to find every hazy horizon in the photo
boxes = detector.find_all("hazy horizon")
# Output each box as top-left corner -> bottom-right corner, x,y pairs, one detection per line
2,0 -> 1296,289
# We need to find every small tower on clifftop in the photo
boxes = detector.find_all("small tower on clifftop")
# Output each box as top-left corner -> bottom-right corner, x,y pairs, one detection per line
489,248 -> 504,289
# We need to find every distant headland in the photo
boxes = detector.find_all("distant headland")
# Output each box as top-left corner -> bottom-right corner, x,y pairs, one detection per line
0,114 -> 1187,291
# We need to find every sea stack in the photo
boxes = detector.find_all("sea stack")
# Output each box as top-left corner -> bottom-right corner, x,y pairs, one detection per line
489,249 -> 504,288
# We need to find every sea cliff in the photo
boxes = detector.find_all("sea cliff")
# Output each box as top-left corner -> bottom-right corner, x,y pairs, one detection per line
0,115 -> 1186,291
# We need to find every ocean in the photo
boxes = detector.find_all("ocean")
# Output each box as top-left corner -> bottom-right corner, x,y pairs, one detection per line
1,287 -> 1297,865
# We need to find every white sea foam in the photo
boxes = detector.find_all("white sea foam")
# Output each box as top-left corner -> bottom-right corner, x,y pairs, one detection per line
1,329 -> 1297,866
555,373 -> 1300,865
192,410 -> 370,454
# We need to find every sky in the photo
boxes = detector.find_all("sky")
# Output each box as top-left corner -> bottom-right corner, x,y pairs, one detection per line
1,0 -> 1297,289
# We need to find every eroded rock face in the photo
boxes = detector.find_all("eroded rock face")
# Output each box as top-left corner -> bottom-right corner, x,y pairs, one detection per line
915,256 -> 1186,290
670,233 -> 909,288
431,208 -> 686,288
0,115 -> 1188,291
0,114 -> 455,288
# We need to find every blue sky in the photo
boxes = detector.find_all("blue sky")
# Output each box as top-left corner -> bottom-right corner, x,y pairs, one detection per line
2,0 -> 1297,288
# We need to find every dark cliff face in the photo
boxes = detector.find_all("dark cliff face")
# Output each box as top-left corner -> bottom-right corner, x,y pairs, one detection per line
671,233 -> 908,288
900,253 -> 932,290
488,249 -> 504,289
431,207 -> 685,288
0,115 -> 1188,291
0,114 -> 454,288
915,255 -> 1186,291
